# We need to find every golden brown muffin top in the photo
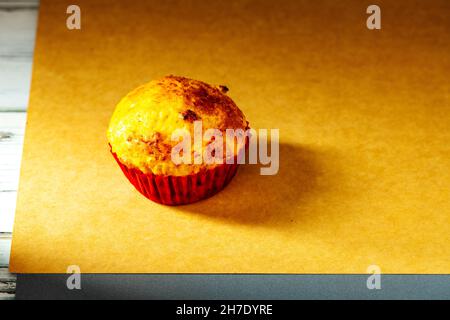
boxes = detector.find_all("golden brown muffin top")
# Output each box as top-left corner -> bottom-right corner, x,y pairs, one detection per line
107,76 -> 248,176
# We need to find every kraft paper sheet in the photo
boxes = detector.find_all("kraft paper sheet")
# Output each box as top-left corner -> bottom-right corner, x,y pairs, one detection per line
10,0 -> 450,273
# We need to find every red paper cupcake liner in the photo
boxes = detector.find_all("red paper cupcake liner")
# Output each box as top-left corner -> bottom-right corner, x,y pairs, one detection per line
111,151 -> 239,206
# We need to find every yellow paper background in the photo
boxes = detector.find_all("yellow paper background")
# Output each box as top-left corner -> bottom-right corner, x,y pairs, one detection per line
10,0 -> 450,273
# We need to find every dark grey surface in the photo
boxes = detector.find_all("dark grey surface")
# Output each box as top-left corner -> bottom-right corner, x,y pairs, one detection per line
15,274 -> 450,300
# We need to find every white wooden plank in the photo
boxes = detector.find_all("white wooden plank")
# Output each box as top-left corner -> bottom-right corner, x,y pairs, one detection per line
0,1 -> 36,295
0,112 -> 26,190
0,112 -> 26,232
0,292 -> 14,299
0,2 -> 38,111
0,236 -> 11,267
0,266 -> 14,283
0,266 -> 15,299
0,193 -> 17,232
0,60 -> 33,111
0,5 -> 37,56
0,0 -> 38,6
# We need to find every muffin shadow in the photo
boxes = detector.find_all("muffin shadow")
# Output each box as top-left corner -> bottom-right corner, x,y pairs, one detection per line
174,143 -> 335,227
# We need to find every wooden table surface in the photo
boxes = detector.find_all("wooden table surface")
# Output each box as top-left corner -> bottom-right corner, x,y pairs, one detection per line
0,0 -> 39,299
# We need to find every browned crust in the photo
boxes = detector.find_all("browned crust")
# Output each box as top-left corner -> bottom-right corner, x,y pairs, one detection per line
160,75 -> 246,130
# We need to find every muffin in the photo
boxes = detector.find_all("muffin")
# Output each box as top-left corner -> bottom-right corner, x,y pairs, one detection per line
107,75 -> 249,205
